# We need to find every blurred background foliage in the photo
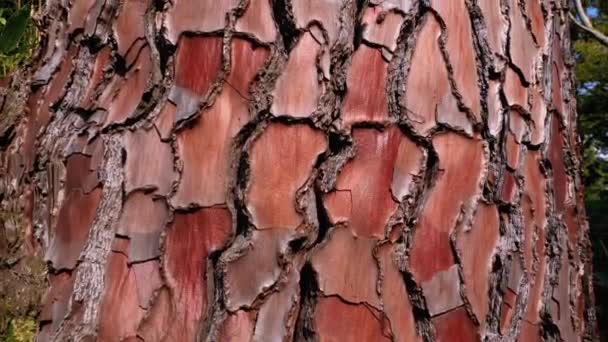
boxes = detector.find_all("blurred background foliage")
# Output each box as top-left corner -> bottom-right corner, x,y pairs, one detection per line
0,0 -> 38,77
0,0 -> 606,340
573,1 -> 608,339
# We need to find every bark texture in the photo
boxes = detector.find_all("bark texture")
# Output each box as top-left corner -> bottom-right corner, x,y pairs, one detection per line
0,0 -> 599,341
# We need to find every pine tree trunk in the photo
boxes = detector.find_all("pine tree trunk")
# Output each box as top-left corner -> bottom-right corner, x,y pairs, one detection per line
0,0 -> 599,341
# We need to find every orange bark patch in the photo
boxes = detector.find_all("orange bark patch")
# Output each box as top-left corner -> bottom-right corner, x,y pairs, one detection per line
312,228 -> 381,307
504,67 -> 527,108
174,35 -> 223,97
79,47 -> 112,109
163,208 -> 232,341
102,46 -> 152,126
271,32 -> 322,118
45,188 -> 102,270
253,267 -> 300,341
404,14 -> 467,134
322,190 -> 352,225
551,62 -> 564,115
98,251 -> 146,341
432,306 -> 479,342
526,0 -> 545,48
247,123 -> 327,229
154,102 -> 177,140
529,86 -> 547,145
65,154 -> 99,193
518,321 -> 541,342
456,204 -> 499,328
361,7 -> 404,51
564,206 -> 579,247
478,0 -> 507,57
292,0 -> 342,43
172,39 -> 268,208
500,288 -> 518,334
524,223 -> 546,324
39,272 -> 74,338
132,260 -> 163,309
228,39 -> 270,95
67,0 -> 96,32
421,265 -> 463,316
521,196 -> 535,273
391,134 -> 424,198
506,132 -> 521,171
410,133 -> 484,282
236,0 -> 277,42
330,127 -> 422,238
164,0 -> 237,43
124,127 -> 175,195
113,0 -> 149,56
314,296 -> 391,342
509,110 -> 528,142
509,3 -> 539,83
342,46 -> 390,126
218,310 -> 257,342
501,171 -> 518,203
117,191 -> 168,262
224,229 -> 293,309
137,287 -> 172,341
431,0 -> 481,120
172,91 -> 249,207
377,243 -> 421,342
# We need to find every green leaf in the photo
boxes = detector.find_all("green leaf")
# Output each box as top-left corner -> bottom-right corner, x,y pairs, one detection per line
0,7 -> 30,54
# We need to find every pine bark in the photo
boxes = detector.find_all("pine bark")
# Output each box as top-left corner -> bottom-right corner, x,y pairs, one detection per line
0,0 -> 599,341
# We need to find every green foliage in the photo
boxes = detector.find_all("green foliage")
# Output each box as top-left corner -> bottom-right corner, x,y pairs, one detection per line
0,1 -> 38,77
574,8 -> 608,238
0,7 -> 30,54
572,3 -> 608,338
0,252 -> 45,342
2,318 -> 36,342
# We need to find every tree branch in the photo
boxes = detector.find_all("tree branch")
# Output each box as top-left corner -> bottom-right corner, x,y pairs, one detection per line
570,0 -> 608,47
573,0 -> 594,28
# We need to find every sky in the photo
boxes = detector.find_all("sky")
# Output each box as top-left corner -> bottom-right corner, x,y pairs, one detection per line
587,6 -> 599,18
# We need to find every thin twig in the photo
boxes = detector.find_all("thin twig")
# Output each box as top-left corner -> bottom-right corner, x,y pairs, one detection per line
570,0 -> 608,47
574,0 -> 594,28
